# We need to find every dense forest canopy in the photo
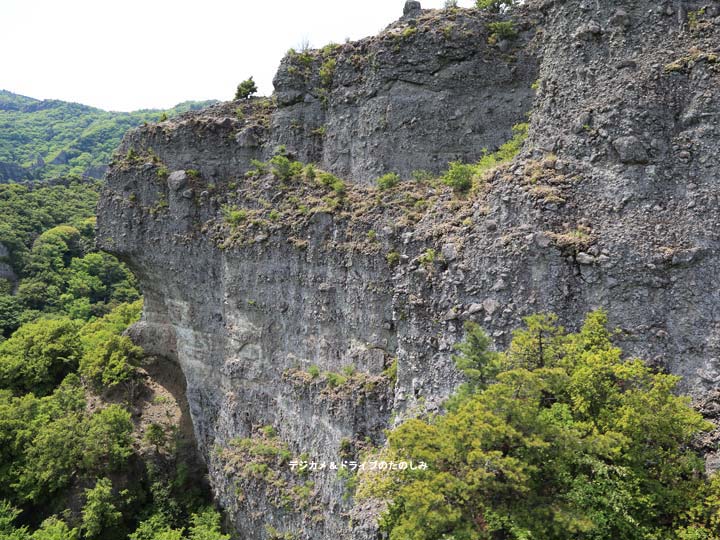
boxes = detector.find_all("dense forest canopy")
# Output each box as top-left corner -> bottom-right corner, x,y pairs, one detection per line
0,90 -> 216,182
0,182 -> 228,539
0,180 -> 137,335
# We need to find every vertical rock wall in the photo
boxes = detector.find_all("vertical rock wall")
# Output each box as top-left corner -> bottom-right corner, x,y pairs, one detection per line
98,1 -> 720,538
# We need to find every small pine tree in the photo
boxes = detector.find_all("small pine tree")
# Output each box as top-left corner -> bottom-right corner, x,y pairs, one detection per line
144,422 -> 167,453
376,173 -> 400,190
188,508 -> 230,540
234,77 -> 257,101
81,478 -> 121,539
476,0 -> 517,10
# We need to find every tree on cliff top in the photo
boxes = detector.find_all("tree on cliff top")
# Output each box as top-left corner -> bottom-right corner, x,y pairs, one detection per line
476,0 -> 518,11
234,77 -> 257,101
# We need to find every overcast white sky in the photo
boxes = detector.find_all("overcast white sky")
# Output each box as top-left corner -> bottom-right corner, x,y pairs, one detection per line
0,0 -> 475,112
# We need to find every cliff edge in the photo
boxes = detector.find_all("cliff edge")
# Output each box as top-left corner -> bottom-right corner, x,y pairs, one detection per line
98,1 -> 720,538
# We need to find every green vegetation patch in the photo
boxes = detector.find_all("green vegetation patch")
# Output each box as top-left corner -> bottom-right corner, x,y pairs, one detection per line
0,90 -> 215,182
0,182 -> 227,539
475,0 -> 519,10
487,21 -> 517,45
283,364 -> 392,401
218,427 -> 318,513
664,49 -> 719,74
360,311 -> 719,540
376,173 -> 400,191
0,181 -> 139,339
442,122 -> 528,194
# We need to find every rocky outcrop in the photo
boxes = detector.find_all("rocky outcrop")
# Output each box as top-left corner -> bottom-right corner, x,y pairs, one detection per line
0,242 -> 17,285
0,162 -> 29,183
269,8 -> 538,183
121,7 -> 538,186
98,1 -> 720,538
525,0 -> 720,389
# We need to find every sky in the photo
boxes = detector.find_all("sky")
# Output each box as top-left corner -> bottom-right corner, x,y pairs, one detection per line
0,0 -> 476,112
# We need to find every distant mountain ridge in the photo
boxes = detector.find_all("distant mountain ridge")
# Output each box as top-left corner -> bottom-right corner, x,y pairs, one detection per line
0,90 -> 217,182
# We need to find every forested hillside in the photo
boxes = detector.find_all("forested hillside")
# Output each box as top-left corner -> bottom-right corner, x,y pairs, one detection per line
0,182 -> 228,539
0,91 -> 216,182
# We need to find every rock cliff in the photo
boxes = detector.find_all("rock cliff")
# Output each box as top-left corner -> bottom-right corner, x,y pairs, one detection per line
0,242 -> 17,285
98,1 -> 720,538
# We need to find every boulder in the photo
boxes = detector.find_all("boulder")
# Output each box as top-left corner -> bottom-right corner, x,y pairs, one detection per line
613,136 -> 649,164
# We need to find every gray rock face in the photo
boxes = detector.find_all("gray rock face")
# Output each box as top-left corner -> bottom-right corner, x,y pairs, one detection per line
119,9 -> 538,188
167,170 -> 188,192
0,242 -> 16,284
403,1 -> 422,17
270,9 -> 538,183
98,1 -> 720,539
613,136 -> 649,164
0,162 -> 28,184
0,263 -> 15,284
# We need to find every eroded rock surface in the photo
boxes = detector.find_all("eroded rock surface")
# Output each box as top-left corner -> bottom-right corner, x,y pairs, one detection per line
98,1 -> 720,538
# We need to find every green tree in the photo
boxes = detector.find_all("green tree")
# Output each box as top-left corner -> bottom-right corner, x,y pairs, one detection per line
24,226 -> 82,281
80,335 -> 142,389
129,514 -> 174,540
234,77 -> 257,100
0,181 -> 139,323
453,321 -> 501,390
155,531 -> 185,540
0,375 -> 85,502
442,162 -> 475,194
15,412 -> 86,502
31,517 -> 78,540
79,301 -> 143,345
78,301 -> 143,389
63,252 -> 139,309
81,478 -> 121,539
16,279 -> 60,312
476,0 -> 517,11
0,295 -> 22,338
82,405 -> 134,472
362,311 -> 715,540
0,318 -> 82,395
144,423 -> 168,454
0,501 -> 29,540
188,508 -> 230,540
